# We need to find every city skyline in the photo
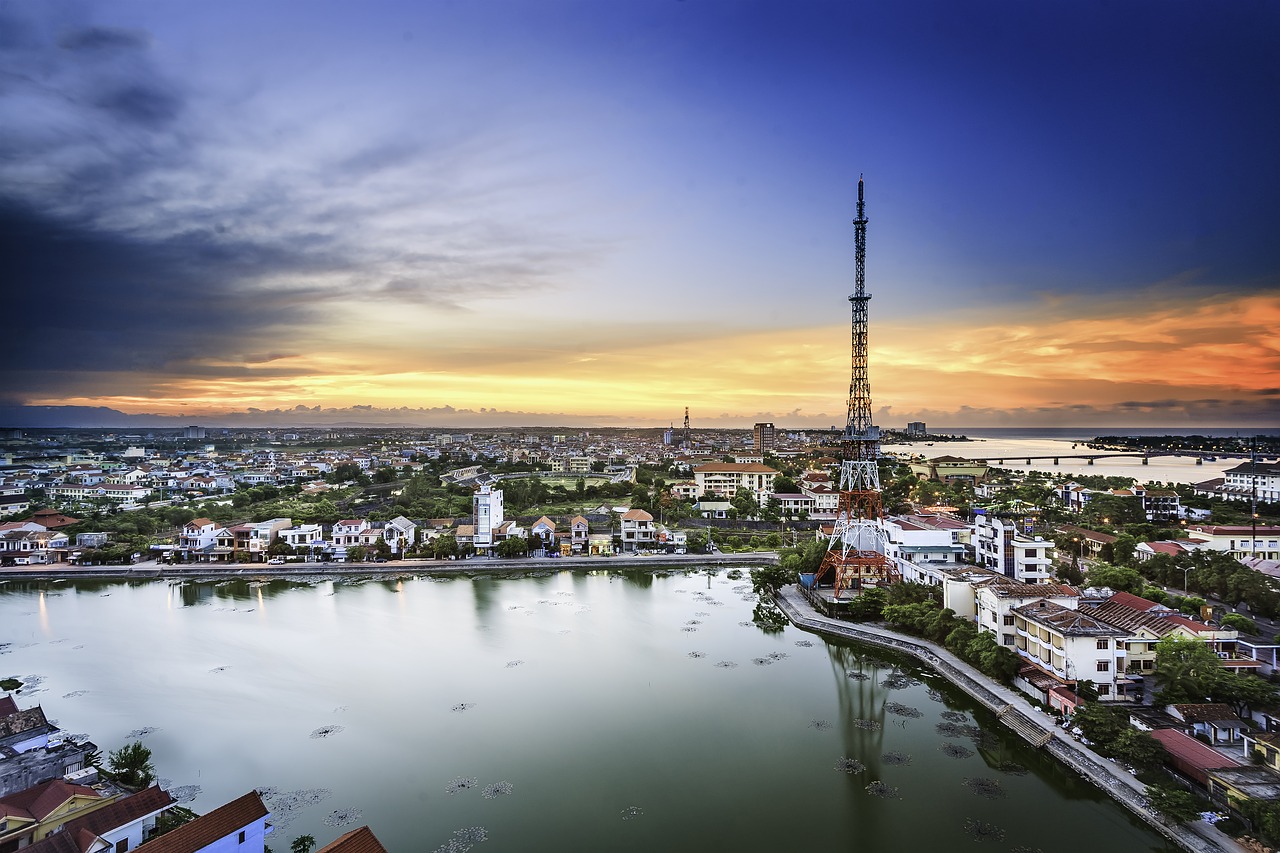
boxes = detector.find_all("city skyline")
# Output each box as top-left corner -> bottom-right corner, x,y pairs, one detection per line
3,1 -> 1278,429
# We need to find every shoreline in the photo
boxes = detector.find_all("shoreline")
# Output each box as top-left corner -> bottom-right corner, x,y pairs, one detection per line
0,551 -> 780,583
774,586 -> 1240,853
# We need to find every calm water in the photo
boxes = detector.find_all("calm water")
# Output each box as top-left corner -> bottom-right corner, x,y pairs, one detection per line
1,571 -> 1173,852
885,436 -> 1246,485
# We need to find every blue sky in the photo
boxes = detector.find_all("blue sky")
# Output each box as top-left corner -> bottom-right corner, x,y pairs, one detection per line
2,0 -> 1277,428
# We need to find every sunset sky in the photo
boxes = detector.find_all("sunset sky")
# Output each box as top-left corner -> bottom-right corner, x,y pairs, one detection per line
3,1 -> 1278,429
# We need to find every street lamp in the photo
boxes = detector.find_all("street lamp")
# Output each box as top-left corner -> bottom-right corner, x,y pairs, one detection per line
1182,566 -> 1193,594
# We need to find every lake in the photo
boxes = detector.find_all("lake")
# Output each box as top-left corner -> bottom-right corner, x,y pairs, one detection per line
0,570 -> 1175,852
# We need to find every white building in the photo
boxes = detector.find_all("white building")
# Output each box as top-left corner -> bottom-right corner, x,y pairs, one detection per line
881,514 -> 969,585
973,513 -> 1055,583
473,484 -> 504,553
620,508 -> 656,552
1186,524 -> 1280,562
1010,599 -> 1129,703
692,463 -> 778,503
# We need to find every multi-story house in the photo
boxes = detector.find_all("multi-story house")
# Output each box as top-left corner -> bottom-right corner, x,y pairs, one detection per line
47,483 -> 151,506
620,508 -> 656,552
378,516 -> 418,556
179,519 -> 220,560
973,513 -> 1054,583
278,523 -> 325,552
570,516 -> 590,554
331,519 -> 370,548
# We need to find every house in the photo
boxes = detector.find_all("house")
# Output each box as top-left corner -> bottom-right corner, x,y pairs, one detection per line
26,785 -> 177,853
1168,703 -> 1249,745
330,520 -> 369,548
569,516 -> 589,554
882,514 -> 968,584
1079,593 -> 1246,677
0,699 -> 97,797
1194,461 -> 1280,505
134,791 -> 271,853
0,779 -> 117,849
314,827 -> 387,853
529,517 -> 556,553
619,509 -> 656,552
378,516 -> 417,556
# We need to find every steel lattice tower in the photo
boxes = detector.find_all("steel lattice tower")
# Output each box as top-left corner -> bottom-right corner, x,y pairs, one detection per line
815,176 -> 898,598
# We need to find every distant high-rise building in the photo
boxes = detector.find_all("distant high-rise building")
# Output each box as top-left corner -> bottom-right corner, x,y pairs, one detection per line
184,425 -> 206,439
906,422 -> 926,438
753,422 -> 776,453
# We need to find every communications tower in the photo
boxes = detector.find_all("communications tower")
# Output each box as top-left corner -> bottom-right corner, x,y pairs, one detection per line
814,176 -> 898,598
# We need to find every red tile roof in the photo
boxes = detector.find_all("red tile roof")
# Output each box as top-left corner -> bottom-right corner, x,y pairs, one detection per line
315,827 -> 388,853
66,786 -> 174,837
1108,591 -> 1162,612
1150,728 -> 1240,770
135,792 -> 267,853
0,779 -> 103,821
0,694 -> 17,716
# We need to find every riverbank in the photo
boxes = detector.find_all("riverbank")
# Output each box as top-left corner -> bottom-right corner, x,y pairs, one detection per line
775,586 -> 1244,853
0,551 -> 780,582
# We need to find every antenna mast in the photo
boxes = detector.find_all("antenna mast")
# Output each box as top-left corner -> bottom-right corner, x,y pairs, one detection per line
814,176 -> 898,598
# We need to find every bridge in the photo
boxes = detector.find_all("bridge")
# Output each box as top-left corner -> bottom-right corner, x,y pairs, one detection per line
981,450 -> 1255,467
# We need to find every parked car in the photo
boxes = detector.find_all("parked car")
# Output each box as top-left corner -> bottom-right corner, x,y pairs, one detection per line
267,556 -> 285,564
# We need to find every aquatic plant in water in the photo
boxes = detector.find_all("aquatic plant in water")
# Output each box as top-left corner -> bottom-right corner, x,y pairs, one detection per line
940,743 -> 973,759
963,819 -> 1005,842
962,777 -> 1005,799
865,781 -> 899,798
445,777 -> 479,794
881,751 -> 911,766
834,757 -> 865,774
884,702 -> 923,718
482,782 -> 513,799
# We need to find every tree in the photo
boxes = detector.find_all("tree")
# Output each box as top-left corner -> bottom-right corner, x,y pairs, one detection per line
1153,635 -> 1221,704
1083,564 -> 1145,594
1220,613 -> 1257,634
496,537 -> 527,558
290,836 -> 316,853
845,587 -> 887,621
1070,703 -> 1127,747
1209,670 -> 1280,719
107,741 -> 156,790
1109,729 -> 1167,773
432,533 -> 459,559
1146,785 -> 1202,824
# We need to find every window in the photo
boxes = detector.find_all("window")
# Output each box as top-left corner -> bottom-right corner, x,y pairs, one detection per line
116,840 -> 129,853
1098,684 -> 1110,696
1003,615 -> 1015,626
1003,634 -> 1014,646
1096,639 -> 1109,650
1096,660 -> 1110,672
238,831 -> 246,844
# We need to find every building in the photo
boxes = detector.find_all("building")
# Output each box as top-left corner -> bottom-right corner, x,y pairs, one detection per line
973,513 -> 1055,583
33,785 -> 177,853
906,422 -> 926,438
1009,599 -> 1130,703
619,509 -> 656,552
1186,524 -> 1280,562
1193,461 -> 1280,505
1,699 -> 97,797
906,456 -> 988,485
135,791 -> 271,853
0,779 -> 117,850
882,514 -> 969,584
692,463 -> 778,502
314,827 -> 388,853
183,427 -> 206,440
472,484 -> 504,554
752,423 -> 775,454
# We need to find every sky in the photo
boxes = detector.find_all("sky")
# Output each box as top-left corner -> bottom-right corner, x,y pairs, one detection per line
2,0 -> 1278,430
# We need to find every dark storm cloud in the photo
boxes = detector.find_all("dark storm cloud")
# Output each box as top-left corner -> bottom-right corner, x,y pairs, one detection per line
0,201 -> 335,403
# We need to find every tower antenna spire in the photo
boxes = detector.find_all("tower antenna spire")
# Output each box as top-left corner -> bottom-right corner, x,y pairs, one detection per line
812,176 -> 898,599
